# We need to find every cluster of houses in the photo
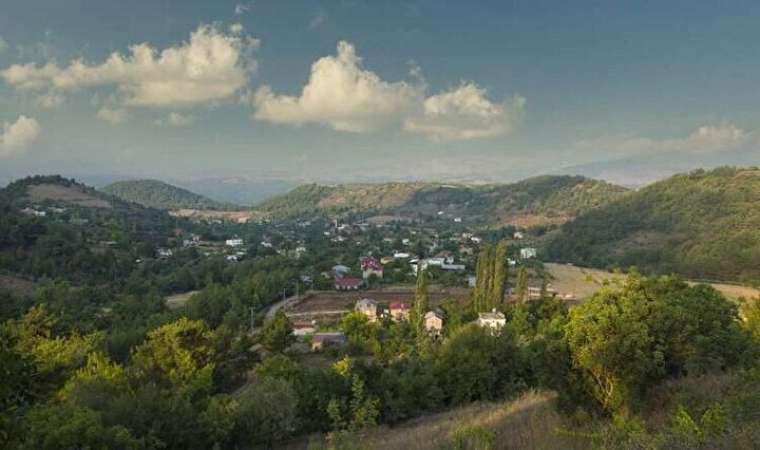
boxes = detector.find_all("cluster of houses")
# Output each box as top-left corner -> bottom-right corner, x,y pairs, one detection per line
302,298 -> 509,352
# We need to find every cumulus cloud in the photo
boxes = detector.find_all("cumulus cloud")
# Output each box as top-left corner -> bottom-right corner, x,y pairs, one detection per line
1,24 -> 258,108
251,41 -> 521,140
0,115 -> 40,156
96,107 -> 128,124
575,123 -> 751,155
35,91 -> 65,109
253,41 -> 424,132
404,82 -> 525,141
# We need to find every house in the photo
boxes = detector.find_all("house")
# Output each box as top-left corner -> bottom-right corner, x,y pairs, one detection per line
292,320 -> 317,337
528,286 -> 558,300
332,264 -> 351,278
424,311 -> 444,335
513,231 -> 524,240
467,275 -> 477,288
335,277 -> 363,291
477,309 -> 506,332
355,298 -> 378,321
157,248 -> 173,258
389,302 -> 411,321
311,332 -> 347,351
393,252 -> 411,259
520,247 -> 537,259
226,238 -> 244,247
360,257 -> 384,280
380,256 -> 394,265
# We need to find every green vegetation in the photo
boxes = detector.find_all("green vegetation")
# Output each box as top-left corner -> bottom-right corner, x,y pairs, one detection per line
103,179 -> 235,210
254,176 -> 627,225
472,241 -> 509,311
547,167 -> 760,282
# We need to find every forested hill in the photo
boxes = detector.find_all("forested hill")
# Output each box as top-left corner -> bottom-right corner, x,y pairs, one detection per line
0,175 -> 178,286
253,175 -> 628,226
102,179 -> 235,210
546,166 -> 760,282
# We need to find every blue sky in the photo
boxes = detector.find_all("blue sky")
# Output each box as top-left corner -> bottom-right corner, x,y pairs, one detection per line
1,0 -> 760,184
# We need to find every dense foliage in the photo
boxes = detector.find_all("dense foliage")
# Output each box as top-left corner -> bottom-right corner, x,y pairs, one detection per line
254,176 -> 627,225
547,167 -> 760,282
102,179 -> 235,210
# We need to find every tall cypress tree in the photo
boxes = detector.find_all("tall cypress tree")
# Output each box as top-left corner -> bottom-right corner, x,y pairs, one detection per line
491,240 -> 509,309
515,266 -> 529,302
473,244 -> 492,312
413,268 -> 429,333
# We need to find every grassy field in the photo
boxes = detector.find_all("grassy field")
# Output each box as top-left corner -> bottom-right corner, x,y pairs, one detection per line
165,290 -> 199,309
283,390 -> 593,450
27,183 -> 112,208
544,263 -> 759,301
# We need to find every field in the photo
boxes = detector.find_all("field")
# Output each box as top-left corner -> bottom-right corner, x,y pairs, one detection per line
165,290 -> 199,309
27,183 -> 112,208
169,208 -> 256,223
545,263 -> 760,301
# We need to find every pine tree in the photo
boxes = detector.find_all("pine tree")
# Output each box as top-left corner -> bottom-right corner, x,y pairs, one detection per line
491,240 -> 509,309
515,266 -> 528,302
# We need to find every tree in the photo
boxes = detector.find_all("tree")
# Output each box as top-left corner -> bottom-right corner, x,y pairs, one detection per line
490,241 -> 509,309
412,268 -> 429,334
260,310 -> 295,353
515,267 -> 528,302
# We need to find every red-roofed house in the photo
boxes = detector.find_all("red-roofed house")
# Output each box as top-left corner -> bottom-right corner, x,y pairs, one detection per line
334,277 -> 364,291
389,302 -> 410,321
360,257 -> 384,280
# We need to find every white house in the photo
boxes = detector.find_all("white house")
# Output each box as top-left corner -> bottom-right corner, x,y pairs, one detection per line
355,298 -> 378,322
477,309 -> 506,332
226,238 -> 244,247
520,247 -> 537,259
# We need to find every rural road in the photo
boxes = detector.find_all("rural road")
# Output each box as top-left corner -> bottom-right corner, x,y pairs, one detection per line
264,290 -> 314,322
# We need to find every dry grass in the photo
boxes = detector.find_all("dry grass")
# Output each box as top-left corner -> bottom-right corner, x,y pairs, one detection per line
27,183 -> 112,208
283,390 -> 592,450
165,290 -> 199,309
544,263 -> 759,301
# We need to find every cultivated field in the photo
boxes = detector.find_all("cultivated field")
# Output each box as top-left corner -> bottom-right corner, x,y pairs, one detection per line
165,290 -> 199,309
27,183 -> 112,208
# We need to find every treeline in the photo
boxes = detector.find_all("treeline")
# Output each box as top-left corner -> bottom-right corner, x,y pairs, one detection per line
102,179 -> 235,211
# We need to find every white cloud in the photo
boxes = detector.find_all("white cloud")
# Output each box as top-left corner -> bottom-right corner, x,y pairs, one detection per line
168,112 -> 194,127
575,123 -> 750,155
404,82 -> 525,141
1,24 -> 258,108
229,23 -> 244,35
234,2 -> 253,15
253,41 -> 423,132
0,115 -> 40,156
35,91 -> 65,109
309,10 -> 327,29
96,107 -> 128,124
0,36 -> 8,54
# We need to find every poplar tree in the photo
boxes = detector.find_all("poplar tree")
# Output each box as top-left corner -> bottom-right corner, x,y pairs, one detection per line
490,241 -> 509,309
515,267 -> 529,302
412,268 -> 429,333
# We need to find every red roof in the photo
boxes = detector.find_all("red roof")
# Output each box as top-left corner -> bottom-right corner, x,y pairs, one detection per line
335,277 -> 363,287
361,257 -> 383,271
389,302 -> 410,310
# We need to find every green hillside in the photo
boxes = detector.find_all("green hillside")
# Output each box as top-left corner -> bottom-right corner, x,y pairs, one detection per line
546,166 -> 760,282
0,175 -> 178,285
254,175 -> 628,226
102,179 -> 235,210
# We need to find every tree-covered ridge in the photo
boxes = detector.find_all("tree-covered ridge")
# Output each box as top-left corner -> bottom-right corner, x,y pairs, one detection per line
546,166 -> 760,282
253,176 -> 628,224
0,176 -> 180,286
102,179 -> 236,210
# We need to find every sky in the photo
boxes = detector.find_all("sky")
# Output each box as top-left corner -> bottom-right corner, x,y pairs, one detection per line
1,0 -> 760,186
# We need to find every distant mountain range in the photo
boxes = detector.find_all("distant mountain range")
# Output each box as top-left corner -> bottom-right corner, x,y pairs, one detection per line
253,175 -> 629,226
